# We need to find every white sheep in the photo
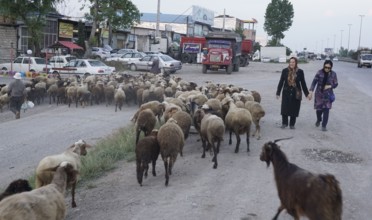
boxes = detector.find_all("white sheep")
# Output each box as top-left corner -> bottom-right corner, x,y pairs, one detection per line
35,139 -> 90,208
0,161 -> 78,220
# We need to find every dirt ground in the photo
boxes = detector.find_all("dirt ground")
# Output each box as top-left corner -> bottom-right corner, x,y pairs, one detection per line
1,61 -> 371,220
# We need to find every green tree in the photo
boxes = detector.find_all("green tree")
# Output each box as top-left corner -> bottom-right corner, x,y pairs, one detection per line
83,0 -> 140,47
264,0 -> 294,46
233,27 -> 246,39
0,0 -> 62,56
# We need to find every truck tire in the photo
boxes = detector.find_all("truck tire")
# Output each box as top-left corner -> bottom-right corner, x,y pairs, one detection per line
181,53 -> 191,63
202,64 -> 207,73
240,57 -> 247,67
226,64 -> 233,74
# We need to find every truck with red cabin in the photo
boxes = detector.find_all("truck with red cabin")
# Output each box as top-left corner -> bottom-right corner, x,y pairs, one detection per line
201,31 -> 242,74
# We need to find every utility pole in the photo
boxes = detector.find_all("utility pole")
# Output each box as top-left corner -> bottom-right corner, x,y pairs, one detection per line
340,30 -> 343,51
156,0 -> 160,38
347,24 -> 352,51
222,8 -> 226,32
358,15 -> 365,50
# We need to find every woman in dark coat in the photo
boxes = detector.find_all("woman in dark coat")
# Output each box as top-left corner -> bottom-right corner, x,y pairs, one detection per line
276,57 -> 310,129
308,60 -> 338,131
150,56 -> 161,74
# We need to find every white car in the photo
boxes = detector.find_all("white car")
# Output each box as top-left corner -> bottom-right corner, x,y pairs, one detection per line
1,56 -> 51,73
105,52 -> 146,62
49,55 -> 77,68
128,54 -> 182,74
51,59 -> 115,76
91,47 -> 111,60
109,49 -> 138,58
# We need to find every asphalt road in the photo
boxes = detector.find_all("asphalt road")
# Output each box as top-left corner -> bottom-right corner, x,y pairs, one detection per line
1,60 -> 372,219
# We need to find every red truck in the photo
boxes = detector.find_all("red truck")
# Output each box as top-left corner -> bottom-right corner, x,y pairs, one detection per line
201,31 -> 243,74
179,35 -> 252,67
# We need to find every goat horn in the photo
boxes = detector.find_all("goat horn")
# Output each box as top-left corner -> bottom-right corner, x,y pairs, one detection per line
273,137 -> 293,143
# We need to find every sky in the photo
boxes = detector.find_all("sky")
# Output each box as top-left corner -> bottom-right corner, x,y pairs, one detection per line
60,0 -> 372,53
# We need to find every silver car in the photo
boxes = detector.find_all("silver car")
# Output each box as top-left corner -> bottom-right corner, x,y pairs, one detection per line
128,54 -> 182,74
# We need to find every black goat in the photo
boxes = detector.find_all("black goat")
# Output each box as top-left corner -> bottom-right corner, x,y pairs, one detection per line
0,179 -> 32,201
260,138 -> 342,220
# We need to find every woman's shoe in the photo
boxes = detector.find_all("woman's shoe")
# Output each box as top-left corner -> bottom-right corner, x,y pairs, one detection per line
280,124 -> 288,129
321,127 -> 327,131
290,126 -> 295,129
315,120 -> 321,127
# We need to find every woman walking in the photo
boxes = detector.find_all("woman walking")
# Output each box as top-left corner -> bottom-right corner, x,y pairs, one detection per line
276,57 -> 310,129
308,60 -> 338,131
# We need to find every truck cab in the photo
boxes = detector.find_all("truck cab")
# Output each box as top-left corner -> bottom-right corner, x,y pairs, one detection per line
201,32 -> 242,74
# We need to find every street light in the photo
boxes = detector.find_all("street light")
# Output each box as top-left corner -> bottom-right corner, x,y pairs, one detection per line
358,15 -> 365,50
347,24 -> 352,51
27,49 -> 32,73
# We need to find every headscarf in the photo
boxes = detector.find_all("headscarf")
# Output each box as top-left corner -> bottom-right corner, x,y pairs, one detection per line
287,57 -> 298,87
321,60 -> 333,92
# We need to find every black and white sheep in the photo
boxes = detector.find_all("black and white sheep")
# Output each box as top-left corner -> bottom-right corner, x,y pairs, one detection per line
35,139 -> 90,208
157,118 -> 185,186
260,138 -> 343,220
0,161 -> 78,220
0,179 -> 32,201
200,113 -> 225,169
136,130 -> 160,186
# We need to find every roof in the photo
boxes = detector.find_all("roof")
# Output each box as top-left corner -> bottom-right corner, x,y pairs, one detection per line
141,13 -> 190,24
49,41 -> 84,50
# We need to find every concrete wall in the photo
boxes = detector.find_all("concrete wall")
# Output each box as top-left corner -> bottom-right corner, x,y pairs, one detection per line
0,26 -> 17,64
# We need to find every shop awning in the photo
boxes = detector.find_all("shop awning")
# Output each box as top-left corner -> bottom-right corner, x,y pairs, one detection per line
49,41 -> 84,50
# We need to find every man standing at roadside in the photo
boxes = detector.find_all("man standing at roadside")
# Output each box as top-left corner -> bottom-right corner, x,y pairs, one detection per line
8,72 -> 26,119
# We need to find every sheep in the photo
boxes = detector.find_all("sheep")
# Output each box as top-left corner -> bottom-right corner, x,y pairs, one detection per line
169,110 -> 192,140
244,101 -> 266,140
200,113 -> 225,169
104,84 -> 115,106
0,93 -> 10,112
0,161 -> 78,220
0,179 -> 32,201
260,138 -> 343,220
251,90 -> 261,103
131,100 -> 164,123
136,130 -> 160,186
135,109 -> 157,144
157,118 -> 185,186
222,97 -> 252,153
114,86 -> 126,112
35,139 -> 90,208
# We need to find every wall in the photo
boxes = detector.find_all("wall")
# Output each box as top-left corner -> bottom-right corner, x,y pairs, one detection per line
0,25 -> 17,64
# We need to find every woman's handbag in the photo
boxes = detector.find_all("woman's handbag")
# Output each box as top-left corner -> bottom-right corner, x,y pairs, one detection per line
329,93 -> 335,102
295,87 -> 302,100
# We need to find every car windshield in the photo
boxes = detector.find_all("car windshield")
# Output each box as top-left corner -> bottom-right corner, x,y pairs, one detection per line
35,58 -> 48,64
66,56 -> 77,62
361,54 -> 372,60
88,60 -> 106,67
159,55 -> 173,61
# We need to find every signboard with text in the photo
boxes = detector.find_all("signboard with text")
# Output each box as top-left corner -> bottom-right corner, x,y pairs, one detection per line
59,22 -> 73,38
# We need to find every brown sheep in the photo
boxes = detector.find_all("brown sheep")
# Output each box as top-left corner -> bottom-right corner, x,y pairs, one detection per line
135,109 -> 157,144
260,138 -> 343,220
136,130 -> 160,186
169,110 -> 192,140
157,118 -> 185,186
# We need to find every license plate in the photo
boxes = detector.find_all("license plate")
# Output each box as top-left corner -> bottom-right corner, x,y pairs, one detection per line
211,65 -> 219,69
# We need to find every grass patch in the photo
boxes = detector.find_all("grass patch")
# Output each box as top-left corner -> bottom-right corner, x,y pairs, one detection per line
18,124 -> 137,190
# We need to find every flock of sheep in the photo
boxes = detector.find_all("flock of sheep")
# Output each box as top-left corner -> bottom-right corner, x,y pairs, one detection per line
0,72 -> 342,219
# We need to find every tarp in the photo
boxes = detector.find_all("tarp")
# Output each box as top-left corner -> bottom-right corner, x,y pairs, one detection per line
49,41 -> 84,51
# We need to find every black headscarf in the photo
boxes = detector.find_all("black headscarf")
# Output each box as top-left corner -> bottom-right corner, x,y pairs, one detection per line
321,60 -> 333,92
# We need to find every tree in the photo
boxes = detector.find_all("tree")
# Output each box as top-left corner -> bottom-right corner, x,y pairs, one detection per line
233,27 -> 246,39
83,0 -> 140,46
264,0 -> 294,46
0,0 -> 62,56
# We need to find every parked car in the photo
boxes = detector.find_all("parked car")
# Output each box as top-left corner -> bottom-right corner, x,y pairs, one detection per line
49,55 -> 77,68
105,52 -> 146,62
332,57 -> 339,61
51,59 -> 115,76
127,54 -> 182,74
1,56 -> 51,73
110,49 -> 138,58
91,47 -> 111,60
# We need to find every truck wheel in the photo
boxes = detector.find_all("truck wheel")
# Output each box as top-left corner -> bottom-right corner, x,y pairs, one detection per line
226,64 -> 233,74
240,57 -> 247,67
181,53 -> 191,63
202,64 -> 207,74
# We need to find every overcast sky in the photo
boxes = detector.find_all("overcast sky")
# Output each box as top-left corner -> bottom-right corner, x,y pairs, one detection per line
61,0 -> 372,53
